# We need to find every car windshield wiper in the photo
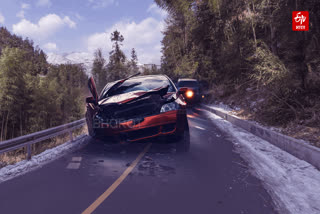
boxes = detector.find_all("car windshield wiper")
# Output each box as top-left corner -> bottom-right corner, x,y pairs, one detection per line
105,72 -> 141,97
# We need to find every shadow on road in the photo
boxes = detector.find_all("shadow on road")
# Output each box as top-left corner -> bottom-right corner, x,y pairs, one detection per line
83,136 -> 177,156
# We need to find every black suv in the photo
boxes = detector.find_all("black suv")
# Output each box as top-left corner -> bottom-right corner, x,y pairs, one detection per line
177,79 -> 200,104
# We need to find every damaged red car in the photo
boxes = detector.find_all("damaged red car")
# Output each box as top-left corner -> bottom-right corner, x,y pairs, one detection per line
85,74 -> 190,152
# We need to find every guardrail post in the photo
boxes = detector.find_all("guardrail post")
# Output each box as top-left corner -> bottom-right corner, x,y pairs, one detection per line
27,144 -> 32,160
69,131 -> 73,142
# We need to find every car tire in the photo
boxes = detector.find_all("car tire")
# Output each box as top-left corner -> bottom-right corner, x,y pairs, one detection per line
176,122 -> 190,153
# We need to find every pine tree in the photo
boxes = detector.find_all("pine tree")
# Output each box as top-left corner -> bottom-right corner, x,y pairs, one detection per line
92,49 -> 107,93
0,47 -> 29,140
128,48 -> 138,74
107,30 -> 127,80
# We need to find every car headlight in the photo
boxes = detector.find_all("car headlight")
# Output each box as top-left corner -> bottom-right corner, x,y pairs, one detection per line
186,90 -> 194,98
160,102 -> 179,113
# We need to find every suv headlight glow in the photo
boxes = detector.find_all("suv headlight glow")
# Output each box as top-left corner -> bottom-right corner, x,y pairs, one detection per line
160,102 -> 179,113
186,90 -> 194,98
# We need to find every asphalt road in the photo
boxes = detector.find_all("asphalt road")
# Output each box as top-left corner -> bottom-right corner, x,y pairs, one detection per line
0,107 -> 277,214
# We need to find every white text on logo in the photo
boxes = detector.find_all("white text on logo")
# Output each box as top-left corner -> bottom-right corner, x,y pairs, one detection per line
294,12 -> 306,24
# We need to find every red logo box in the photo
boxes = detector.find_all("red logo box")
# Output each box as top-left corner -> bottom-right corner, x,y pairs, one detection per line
292,11 -> 309,31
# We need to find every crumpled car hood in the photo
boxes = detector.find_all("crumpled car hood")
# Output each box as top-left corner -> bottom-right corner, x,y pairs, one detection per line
98,90 -> 147,105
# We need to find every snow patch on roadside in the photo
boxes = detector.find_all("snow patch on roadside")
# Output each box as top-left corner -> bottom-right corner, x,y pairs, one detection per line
206,111 -> 320,214
0,135 -> 88,183
208,103 -> 241,118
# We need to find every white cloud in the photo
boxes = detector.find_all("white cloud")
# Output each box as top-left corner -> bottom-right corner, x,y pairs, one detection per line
147,3 -> 168,18
87,17 -> 165,64
21,3 -> 30,10
16,11 -> 25,19
63,16 -> 76,28
0,13 -> 4,24
43,42 -> 58,51
36,0 -> 52,7
74,13 -> 84,20
16,3 -> 31,19
88,0 -> 116,9
87,33 -> 110,52
12,14 -> 76,40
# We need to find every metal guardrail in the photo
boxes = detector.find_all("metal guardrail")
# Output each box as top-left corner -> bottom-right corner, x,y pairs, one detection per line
0,118 -> 86,160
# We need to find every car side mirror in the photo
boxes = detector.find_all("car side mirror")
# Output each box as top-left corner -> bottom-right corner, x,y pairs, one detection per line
178,87 -> 188,94
86,96 -> 96,104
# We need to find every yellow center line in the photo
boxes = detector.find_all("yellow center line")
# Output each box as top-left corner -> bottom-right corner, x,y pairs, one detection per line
82,143 -> 152,214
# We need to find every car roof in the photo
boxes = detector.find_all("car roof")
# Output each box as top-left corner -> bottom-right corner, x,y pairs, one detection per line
130,74 -> 169,80
104,75 -> 170,86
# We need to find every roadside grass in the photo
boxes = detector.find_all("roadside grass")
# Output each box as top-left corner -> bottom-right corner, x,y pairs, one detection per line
235,107 -> 320,148
205,83 -> 320,148
205,91 -> 320,148
0,126 -> 88,168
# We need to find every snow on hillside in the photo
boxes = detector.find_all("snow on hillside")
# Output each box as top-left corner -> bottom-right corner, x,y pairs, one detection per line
47,52 -> 94,76
47,52 -> 158,76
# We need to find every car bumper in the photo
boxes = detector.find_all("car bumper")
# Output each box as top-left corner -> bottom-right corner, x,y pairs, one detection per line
94,110 -> 186,142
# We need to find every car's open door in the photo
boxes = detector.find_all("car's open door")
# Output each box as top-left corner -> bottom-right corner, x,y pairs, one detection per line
86,77 -> 99,137
87,77 -> 98,105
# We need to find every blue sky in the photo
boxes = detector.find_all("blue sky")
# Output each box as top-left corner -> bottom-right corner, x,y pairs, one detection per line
0,0 -> 167,64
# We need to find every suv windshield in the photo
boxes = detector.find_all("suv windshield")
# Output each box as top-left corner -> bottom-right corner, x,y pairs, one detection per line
101,76 -> 176,98
178,81 -> 199,88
